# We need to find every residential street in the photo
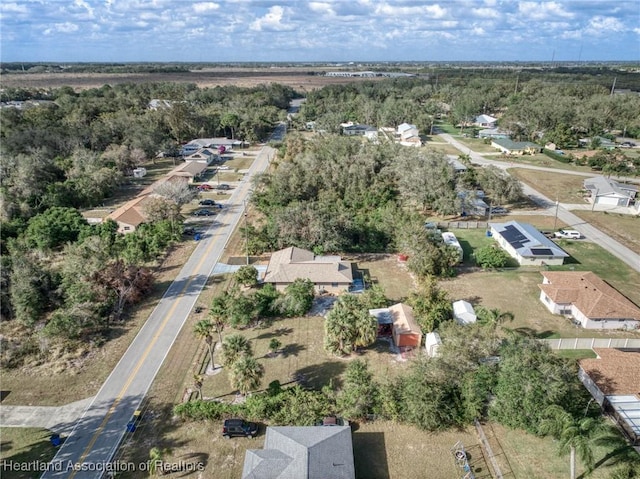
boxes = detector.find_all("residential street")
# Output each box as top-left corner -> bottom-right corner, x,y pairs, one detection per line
438,133 -> 640,273
40,144 -> 276,479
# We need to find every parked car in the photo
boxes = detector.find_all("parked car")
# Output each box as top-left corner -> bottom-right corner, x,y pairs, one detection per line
192,209 -> 215,216
314,416 -> 349,427
554,229 -> 582,239
215,184 -> 231,190
620,141 -> 636,148
183,227 -> 197,236
490,206 -> 508,215
197,184 -> 213,191
222,418 -> 258,439
199,199 -> 216,206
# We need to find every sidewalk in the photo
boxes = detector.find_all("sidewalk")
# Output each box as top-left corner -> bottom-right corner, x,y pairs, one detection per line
0,397 -> 93,435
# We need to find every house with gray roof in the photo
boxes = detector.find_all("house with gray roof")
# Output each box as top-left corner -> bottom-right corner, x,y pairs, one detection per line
490,221 -> 569,266
242,426 -> 355,479
263,247 -> 353,293
474,114 -> 498,128
583,176 -> 638,208
491,138 -> 541,155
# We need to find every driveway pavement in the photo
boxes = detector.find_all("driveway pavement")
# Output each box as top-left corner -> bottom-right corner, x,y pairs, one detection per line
0,398 -> 94,436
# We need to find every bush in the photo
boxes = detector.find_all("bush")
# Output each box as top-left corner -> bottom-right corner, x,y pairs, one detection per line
473,244 -> 510,268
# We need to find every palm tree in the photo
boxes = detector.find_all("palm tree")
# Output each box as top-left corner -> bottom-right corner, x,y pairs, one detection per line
209,293 -> 229,343
220,334 -> 252,367
193,374 -> 204,399
353,309 -> 377,352
148,447 -> 170,476
476,307 -> 514,328
538,405 -> 605,479
193,319 -> 216,370
230,355 -> 264,396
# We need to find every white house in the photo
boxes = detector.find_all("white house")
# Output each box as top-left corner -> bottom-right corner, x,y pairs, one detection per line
490,221 -> 569,266
474,114 -> 498,128
579,349 -> 640,445
583,176 -> 638,208
453,300 -> 477,325
425,332 -> 442,358
539,271 -> 640,330
342,123 -> 377,136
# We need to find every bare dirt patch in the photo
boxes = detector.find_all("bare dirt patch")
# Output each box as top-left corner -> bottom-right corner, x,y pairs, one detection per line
0,69 -> 389,93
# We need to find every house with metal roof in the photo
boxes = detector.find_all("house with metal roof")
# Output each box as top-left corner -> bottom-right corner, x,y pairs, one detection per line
474,114 -> 498,128
490,221 -> 569,266
242,425 -> 356,479
342,123 -> 377,137
263,247 -> 353,293
490,138 -> 541,155
539,271 -> 640,330
579,349 -> 640,445
583,176 -> 638,208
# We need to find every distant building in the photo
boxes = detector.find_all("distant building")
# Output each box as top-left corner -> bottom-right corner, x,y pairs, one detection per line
583,176 -> 638,208
491,138 -> 541,155
474,114 -> 498,128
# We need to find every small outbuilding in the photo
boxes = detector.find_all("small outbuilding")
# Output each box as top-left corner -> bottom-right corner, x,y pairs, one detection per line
453,300 -> 477,325
370,303 -> 422,349
425,332 -> 442,358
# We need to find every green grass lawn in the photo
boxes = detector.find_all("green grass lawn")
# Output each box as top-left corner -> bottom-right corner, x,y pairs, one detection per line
555,349 -> 598,360
0,428 -> 58,479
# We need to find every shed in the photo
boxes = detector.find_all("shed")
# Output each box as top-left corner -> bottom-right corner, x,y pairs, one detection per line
389,303 -> 422,348
425,332 -> 442,358
453,300 -> 477,325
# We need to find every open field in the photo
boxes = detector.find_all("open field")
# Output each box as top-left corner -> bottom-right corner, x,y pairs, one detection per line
509,168 -> 588,203
572,210 -> 640,254
0,428 -> 58,479
0,69 -> 389,93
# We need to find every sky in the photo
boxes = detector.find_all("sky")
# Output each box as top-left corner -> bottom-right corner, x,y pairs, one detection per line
1,0 -> 639,63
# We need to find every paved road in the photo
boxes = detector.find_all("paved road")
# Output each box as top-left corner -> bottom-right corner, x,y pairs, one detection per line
439,133 -> 640,273
41,144 -> 276,479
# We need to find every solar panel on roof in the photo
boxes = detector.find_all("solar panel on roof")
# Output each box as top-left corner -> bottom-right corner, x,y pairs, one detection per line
500,225 -> 530,248
531,248 -> 554,255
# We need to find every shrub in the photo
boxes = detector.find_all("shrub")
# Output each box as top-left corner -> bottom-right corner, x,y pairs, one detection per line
473,244 -> 510,268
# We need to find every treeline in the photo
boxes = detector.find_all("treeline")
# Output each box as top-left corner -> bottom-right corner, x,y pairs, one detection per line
0,81 -> 295,220
247,135 -> 521,278
295,76 -> 640,145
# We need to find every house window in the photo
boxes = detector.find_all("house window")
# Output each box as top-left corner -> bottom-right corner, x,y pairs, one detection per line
331,283 -> 338,288
543,295 -> 550,304
124,226 -> 131,231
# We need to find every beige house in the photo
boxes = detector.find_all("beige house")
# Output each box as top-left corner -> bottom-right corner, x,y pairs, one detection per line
539,271 -> 640,330
107,195 -> 149,233
263,247 -> 353,293
579,349 -> 640,444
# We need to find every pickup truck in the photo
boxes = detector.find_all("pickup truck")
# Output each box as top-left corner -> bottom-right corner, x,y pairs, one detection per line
554,229 -> 582,239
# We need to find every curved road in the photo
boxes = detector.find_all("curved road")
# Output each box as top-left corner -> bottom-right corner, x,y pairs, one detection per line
439,133 -> 640,273
41,134 -> 280,478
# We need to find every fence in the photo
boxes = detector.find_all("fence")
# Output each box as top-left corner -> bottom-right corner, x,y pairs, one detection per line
542,337 -> 640,350
437,221 -> 488,229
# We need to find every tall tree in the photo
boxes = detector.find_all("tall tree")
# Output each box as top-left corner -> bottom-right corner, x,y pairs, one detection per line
219,334 -> 252,368
229,355 -> 264,396
324,294 -> 377,356
194,319 -> 216,370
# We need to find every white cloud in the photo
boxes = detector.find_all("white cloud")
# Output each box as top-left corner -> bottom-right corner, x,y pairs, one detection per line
586,16 -> 625,35
250,5 -> 295,31
1,2 -> 28,14
74,0 -> 95,18
193,2 -> 219,14
472,26 -> 486,35
472,7 -> 499,19
518,1 -> 574,20
44,22 -> 80,35
375,3 -> 447,18
309,2 -> 335,15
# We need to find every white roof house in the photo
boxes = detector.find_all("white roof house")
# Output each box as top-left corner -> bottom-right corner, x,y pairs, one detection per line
490,221 -> 569,266
453,300 -> 477,325
474,114 -> 498,128
583,176 -> 638,208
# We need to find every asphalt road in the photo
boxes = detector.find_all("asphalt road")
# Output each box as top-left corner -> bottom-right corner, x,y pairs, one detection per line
439,133 -> 640,273
41,144 -> 276,479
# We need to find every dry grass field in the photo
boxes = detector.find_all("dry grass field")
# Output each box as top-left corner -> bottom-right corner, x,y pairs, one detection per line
572,210 -> 640,254
509,169 -> 589,203
0,68 -> 388,92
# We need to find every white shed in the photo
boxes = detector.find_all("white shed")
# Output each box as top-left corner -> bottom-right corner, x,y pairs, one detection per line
425,332 -> 442,358
453,300 -> 477,325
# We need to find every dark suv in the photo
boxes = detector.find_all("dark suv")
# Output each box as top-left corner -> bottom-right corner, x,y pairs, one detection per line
222,418 -> 258,438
